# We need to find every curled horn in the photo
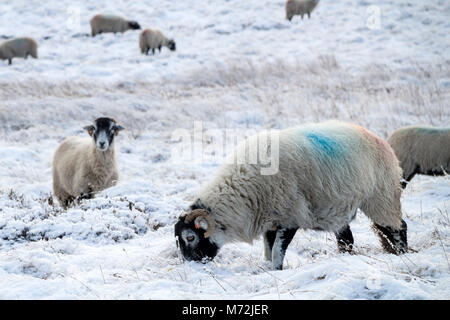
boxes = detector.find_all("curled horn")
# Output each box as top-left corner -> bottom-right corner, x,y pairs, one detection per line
184,209 -> 216,238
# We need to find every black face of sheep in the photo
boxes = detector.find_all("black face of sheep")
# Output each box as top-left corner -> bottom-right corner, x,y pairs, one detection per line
84,117 -> 124,152
174,209 -> 218,262
168,40 -> 176,51
128,21 -> 141,30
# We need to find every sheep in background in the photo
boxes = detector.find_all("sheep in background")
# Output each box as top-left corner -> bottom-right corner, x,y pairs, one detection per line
52,117 -> 124,209
139,29 -> 176,55
388,126 -> 450,188
90,14 -> 141,37
175,121 -> 408,270
0,37 -> 37,65
286,0 -> 320,21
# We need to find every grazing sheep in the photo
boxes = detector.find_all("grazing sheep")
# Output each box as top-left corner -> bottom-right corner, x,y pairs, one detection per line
52,117 -> 124,209
90,14 -> 141,37
286,0 -> 319,21
139,29 -> 176,55
388,125 -> 450,188
0,37 -> 37,65
175,121 -> 408,270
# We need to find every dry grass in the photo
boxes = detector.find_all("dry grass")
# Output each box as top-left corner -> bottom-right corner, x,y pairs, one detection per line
0,56 -> 448,141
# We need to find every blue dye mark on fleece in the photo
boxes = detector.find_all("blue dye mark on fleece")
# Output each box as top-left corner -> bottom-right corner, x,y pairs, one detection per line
306,132 -> 343,157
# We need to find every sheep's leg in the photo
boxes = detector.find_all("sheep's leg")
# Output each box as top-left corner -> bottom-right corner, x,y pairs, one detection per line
400,180 -> 408,189
64,196 -> 75,209
401,172 -> 416,189
158,45 -> 161,52
334,225 -> 354,253
8,58 -> 12,65
146,47 -> 150,55
79,192 -> 93,200
402,165 -> 420,189
53,175 -> 73,209
263,230 -> 277,261
79,186 -> 94,200
272,227 -> 298,270
152,48 -> 155,54
372,220 -> 408,254
308,12 -> 311,19
56,192 -> 74,210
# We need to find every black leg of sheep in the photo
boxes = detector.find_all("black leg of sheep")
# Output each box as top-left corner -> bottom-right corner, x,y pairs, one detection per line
79,186 -> 95,201
402,167 -> 419,189
271,227 -> 298,270
335,225 -> 354,253
400,180 -> 409,189
64,196 -> 75,209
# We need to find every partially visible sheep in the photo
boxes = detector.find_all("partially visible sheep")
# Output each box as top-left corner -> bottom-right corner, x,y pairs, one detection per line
0,37 -> 37,65
52,117 -> 124,209
286,0 -> 319,21
175,121 -> 408,270
90,14 -> 141,37
388,125 -> 450,188
139,29 -> 176,55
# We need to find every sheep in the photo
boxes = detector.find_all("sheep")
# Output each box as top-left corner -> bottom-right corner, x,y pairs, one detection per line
0,37 -> 37,65
388,125 -> 450,189
139,29 -> 176,55
175,121 -> 408,270
286,0 -> 319,21
90,14 -> 141,37
52,117 -> 124,209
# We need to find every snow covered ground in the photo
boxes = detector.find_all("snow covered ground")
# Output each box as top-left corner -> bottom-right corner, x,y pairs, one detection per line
0,0 -> 449,299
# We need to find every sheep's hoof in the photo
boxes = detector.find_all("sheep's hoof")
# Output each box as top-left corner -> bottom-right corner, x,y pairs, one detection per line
80,192 -> 93,200
337,244 -> 355,254
274,264 -> 283,270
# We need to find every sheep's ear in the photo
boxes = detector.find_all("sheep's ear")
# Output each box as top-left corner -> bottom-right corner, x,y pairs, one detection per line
84,125 -> 95,137
113,125 -> 125,136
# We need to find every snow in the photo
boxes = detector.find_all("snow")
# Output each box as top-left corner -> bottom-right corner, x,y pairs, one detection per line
0,0 -> 449,299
